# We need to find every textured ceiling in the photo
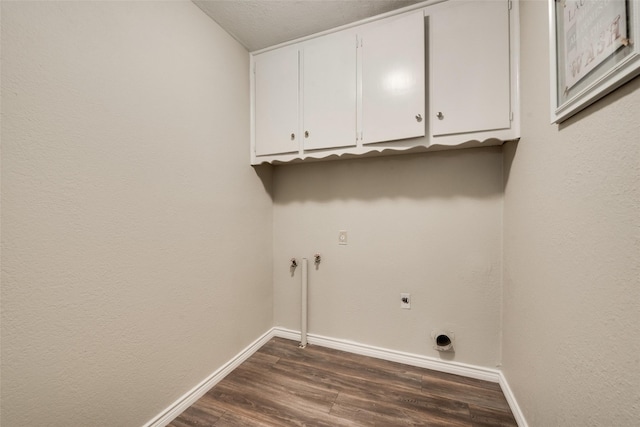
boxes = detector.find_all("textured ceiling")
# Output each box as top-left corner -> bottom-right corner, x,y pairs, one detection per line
193,0 -> 424,52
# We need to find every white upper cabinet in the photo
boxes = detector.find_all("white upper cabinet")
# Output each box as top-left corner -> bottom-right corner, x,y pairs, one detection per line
429,0 -> 512,137
302,31 -> 357,151
360,11 -> 425,145
253,45 -> 299,156
253,30 -> 357,157
250,0 -> 519,164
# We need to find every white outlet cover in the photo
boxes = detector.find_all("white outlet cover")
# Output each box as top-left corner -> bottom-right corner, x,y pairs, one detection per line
338,230 -> 348,245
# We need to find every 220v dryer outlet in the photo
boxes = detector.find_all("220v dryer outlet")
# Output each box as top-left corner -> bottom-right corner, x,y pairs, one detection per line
400,293 -> 411,309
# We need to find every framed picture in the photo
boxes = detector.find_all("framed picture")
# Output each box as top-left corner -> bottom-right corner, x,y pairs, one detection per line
549,0 -> 640,123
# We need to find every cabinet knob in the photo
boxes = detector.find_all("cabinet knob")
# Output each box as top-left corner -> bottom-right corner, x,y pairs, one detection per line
290,133 -> 295,140
304,131 -> 309,138
436,112 -> 444,120
415,114 -> 423,123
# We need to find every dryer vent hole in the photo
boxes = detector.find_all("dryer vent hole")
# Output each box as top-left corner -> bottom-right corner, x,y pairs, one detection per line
436,335 -> 451,347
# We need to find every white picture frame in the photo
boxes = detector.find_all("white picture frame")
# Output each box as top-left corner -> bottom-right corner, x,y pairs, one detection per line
549,0 -> 640,124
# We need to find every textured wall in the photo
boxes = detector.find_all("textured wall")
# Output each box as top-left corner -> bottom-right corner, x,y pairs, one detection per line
0,1 -> 273,426
273,148 -> 503,367
502,1 -> 640,425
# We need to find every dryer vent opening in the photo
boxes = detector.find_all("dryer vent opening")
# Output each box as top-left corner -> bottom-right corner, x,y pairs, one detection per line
432,330 -> 454,352
436,334 -> 451,347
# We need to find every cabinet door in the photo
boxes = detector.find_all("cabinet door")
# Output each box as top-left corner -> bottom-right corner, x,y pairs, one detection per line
303,31 -> 357,151
360,11 -> 425,145
254,45 -> 299,156
430,1 -> 511,136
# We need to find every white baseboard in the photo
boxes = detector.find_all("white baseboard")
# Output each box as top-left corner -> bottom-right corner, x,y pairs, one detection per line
143,328 -> 275,427
145,326 -> 527,427
498,371 -> 529,427
274,327 -> 527,427
273,327 -> 501,382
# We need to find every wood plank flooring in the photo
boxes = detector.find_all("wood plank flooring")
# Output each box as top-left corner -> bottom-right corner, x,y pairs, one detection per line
168,337 -> 517,426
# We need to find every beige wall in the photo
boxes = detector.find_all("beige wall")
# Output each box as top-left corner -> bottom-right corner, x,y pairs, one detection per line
0,1 -> 273,426
502,1 -> 640,425
273,148 -> 504,367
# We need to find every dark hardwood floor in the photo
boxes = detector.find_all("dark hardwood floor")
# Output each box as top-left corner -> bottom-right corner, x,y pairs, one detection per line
168,337 -> 517,426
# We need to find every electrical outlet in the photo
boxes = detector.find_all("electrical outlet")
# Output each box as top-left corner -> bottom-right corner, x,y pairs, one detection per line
400,293 -> 411,309
338,230 -> 348,245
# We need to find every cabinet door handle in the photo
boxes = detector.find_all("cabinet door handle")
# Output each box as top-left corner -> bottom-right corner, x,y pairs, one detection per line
304,131 -> 309,138
436,112 -> 444,120
415,114 -> 423,122
290,133 -> 296,140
